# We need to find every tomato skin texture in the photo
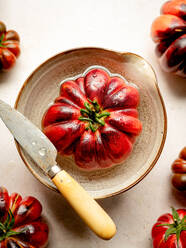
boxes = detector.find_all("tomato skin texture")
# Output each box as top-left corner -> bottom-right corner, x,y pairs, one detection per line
152,209 -> 186,248
172,147 -> 186,191
9,193 -> 22,214
0,187 -> 9,223
0,21 -> 20,71
0,187 -> 48,248
151,0 -> 186,77
42,68 -> 142,170
13,222 -> 49,247
84,68 -> 109,103
13,196 -> 42,227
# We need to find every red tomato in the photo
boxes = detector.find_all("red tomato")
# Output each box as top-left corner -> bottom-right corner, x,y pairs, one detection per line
42,67 -> 142,170
0,187 -> 49,248
172,147 -> 186,191
0,21 -> 20,71
152,208 -> 186,248
151,0 -> 186,77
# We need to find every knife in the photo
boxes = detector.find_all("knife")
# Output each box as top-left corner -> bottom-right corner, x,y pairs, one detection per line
0,99 -> 116,240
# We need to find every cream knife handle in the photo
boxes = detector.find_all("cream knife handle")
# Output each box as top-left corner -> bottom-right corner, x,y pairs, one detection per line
51,168 -> 116,240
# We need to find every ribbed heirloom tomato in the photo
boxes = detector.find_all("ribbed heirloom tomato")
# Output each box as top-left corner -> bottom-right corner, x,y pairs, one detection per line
0,187 -> 48,248
0,21 -> 20,70
151,0 -> 186,77
172,147 -> 186,191
152,208 -> 186,248
42,67 -> 142,170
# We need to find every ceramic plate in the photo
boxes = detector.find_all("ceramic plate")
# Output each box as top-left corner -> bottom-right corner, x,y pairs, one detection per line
15,47 -> 167,199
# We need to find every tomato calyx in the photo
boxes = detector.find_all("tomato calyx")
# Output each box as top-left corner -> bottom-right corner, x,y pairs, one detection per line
0,33 -> 10,48
157,207 -> 186,248
0,209 -> 23,242
0,33 -> 6,48
79,99 -> 110,132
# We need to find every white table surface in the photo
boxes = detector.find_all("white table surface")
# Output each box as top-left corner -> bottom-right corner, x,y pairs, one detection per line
1,0 -> 186,247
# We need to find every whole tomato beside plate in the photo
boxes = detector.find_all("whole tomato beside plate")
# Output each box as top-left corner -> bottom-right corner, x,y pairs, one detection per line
151,0 -> 186,77
0,21 -> 20,71
152,208 -> 186,248
172,147 -> 186,191
0,186 -> 48,248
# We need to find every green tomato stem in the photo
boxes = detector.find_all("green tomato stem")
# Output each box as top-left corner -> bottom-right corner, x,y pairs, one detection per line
79,116 -> 94,123
96,112 -> 110,118
79,100 -> 110,132
157,208 -> 186,248
0,209 -> 24,242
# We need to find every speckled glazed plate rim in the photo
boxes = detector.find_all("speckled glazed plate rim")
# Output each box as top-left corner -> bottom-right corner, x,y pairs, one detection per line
15,47 -> 167,199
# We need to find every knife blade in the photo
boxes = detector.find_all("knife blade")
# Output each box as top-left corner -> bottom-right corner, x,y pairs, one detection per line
0,99 -> 116,240
0,100 -> 57,173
